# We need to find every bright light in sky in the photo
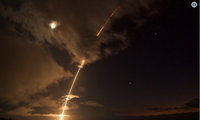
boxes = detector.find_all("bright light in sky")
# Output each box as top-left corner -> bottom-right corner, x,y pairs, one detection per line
59,114 -> 70,120
51,23 -> 56,29
49,21 -> 58,29
60,114 -> 65,117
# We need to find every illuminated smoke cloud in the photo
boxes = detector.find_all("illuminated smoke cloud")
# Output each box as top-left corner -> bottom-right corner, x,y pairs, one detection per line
0,0 -> 159,64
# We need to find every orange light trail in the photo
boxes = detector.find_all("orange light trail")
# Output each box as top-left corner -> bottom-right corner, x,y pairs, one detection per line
60,60 -> 85,120
96,5 -> 120,36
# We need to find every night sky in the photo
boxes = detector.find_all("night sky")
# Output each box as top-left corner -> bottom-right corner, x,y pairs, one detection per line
0,0 -> 199,120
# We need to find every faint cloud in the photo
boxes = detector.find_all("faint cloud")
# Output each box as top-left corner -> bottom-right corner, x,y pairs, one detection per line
65,102 -> 80,110
6,107 -> 34,116
61,94 -> 81,101
29,95 -> 59,108
148,98 -> 199,112
0,35 -> 72,106
81,101 -> 103,107
6,106 -> 68,117
117,98 -> 200,117
78,86 -> 86,92
147,98 -> 199,116
58,94 -> 81,110
4,94 -> 79,116
183,98 -> 199,108
0,0 -> 162,117
0,0 -> 162,65
148,107 -> 181,112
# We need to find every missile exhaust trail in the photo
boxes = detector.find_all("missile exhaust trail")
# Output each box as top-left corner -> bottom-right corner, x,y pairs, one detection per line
60,60 -> 85,120
96,5 -> 120,36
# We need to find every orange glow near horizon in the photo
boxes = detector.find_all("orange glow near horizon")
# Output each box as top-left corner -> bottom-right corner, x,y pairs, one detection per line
115,108 -> 199,117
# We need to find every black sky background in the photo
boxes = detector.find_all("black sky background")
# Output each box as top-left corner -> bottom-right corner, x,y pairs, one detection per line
0,0 -> 199,120
74,0 -> 199,109
69,0 -> 199,118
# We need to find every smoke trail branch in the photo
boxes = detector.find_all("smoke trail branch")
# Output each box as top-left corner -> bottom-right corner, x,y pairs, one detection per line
97,5 -> 120,36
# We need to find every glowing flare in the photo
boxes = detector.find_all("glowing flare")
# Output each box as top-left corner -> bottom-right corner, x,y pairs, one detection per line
97,5 -> 120,36
60,60 -> 85,120
79,60 -> 85,68
49,21 -> 58,29
51,23 -> 56,29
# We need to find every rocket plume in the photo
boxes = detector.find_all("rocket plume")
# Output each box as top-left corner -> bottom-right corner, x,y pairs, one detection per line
96,5 -> 120,36
60,60 -> 85,120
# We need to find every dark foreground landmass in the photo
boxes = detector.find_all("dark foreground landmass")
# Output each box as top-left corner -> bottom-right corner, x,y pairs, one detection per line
94,112 -> 199,120
126,112 -> 198,120
1,112 -> 199,120
118,112 -> 198,120
0,118 -> 12,120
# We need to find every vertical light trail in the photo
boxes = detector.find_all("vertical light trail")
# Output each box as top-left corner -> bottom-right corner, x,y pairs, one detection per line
96,5 -> 120,36
60,60 -> 85,120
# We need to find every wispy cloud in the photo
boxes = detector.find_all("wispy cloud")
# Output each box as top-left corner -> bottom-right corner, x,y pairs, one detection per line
148,98 -> 199,112
0,35 -> 73,106
80,101 -> 103,107
115,99 -> 199,116
0,0 -> 160,64
61,94 -> 81,101
6,106 -> 70,117
4,93 -> 81,116
0,0 -> 162,117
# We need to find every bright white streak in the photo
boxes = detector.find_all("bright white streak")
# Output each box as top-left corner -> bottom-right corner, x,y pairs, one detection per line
60,60 -> 85,120
96,5 -> 120,36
